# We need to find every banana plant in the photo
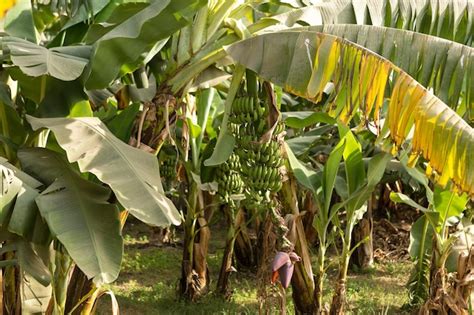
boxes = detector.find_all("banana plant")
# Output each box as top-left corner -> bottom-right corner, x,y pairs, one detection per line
329,125 -> 391,314
286,125 -> 390,313
391,184 -> 469,312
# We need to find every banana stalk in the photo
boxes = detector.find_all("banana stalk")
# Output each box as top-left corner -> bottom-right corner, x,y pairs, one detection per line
216,206 -> 238,297
51,244 -> 73,315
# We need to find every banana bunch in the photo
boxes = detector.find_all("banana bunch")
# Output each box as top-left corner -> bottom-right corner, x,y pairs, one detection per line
216,153 -> 244,202
229,96 -> 267,124
241,163 -> 282,192
239,141 -> 283,168
230,95 -> 284,202
160,153 -> 177,182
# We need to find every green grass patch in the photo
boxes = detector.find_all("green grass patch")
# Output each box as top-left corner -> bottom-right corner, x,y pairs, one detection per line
97,227 -> 412,314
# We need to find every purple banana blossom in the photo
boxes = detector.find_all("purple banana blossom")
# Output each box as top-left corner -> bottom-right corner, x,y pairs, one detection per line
271,251 -> 301,289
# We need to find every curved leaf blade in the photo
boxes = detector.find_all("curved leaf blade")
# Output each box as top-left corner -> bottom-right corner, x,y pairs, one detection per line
1,37 -> 91,81
18,148 -> 122,285
304,24 -> 474,115
26,115 -> 181,227
226,30 -> 474,197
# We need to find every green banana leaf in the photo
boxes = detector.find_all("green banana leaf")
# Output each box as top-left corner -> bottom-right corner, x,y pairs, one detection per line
0,159 -> 52,286
285,0 -> 473,45
0,37 -> 91,81
4,0 -> 37,43
84,0 -> 206,89
225,30 -> 474,197
26,115 -> 181,227
18,148 -> 123,285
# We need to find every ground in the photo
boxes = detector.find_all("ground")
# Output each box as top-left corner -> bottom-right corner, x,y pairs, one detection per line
97,220 -> 413,314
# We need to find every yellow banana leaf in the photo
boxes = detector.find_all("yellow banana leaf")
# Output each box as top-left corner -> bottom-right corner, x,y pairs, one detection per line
300,25 -> 474,121
225,31 -> 474,196
0,0 -> 16,19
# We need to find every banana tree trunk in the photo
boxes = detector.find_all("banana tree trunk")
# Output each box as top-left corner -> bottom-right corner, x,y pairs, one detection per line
350,193 -> 375,270
234,209 -> 257,270
217,206 -> 239,298
65,267 -> 93,314
280,179 -> 315,314
179,187 -> 212,300
50,245 -> 73,315
331,216 -> 356,315
314,249 -> 326,314
453,247 -> 474,312
330,254 -> 350,315
3,259 -> 21,315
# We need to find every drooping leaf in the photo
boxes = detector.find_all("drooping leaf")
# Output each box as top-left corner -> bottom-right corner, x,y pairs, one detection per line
26,115 -> 181,227
17,241 -> 51,287
1,37 -> 91,81
409,215 -> 434,260
338,124 -> 365,195
21,268 -> 52,313
0,160 -> 51,286
304,24 -> 474,115
226,30 -> 474,197
204,66 -> 245,166
366,152 -> 392,187
18,148 -> 123,285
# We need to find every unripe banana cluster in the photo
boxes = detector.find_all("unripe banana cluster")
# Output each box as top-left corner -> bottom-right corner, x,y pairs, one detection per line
231,96 -> 284,203
160,153 -> 177,182
229,96 -> 266,124
216,153 -> 244,202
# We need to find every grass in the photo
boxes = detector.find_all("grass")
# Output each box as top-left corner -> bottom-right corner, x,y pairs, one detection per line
97,223 -> 412,314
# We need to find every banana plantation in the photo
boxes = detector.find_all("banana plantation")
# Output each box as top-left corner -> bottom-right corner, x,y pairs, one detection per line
0,0 -> 473,314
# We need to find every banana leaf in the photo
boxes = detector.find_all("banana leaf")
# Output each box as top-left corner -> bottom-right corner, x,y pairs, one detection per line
26,115 -> 181,226
281,0 -> 473,45
301,25 -> 473,118
18,148 -> 123,285
226,30 -> 474,196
